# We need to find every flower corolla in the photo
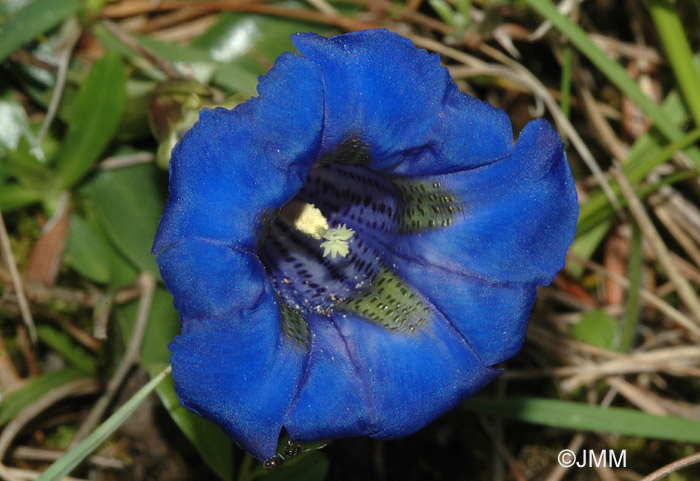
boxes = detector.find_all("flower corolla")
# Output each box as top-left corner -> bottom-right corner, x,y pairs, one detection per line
152,29 -> 578,462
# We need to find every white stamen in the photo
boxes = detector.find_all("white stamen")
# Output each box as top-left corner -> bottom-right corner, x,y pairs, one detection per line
320,224 -> 354,258
279,201 -> 354,258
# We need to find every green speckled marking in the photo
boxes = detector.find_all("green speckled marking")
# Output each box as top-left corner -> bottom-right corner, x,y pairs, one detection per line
278,298 -> 309,346
390,178 -> 463,234
335,267 -> 430,333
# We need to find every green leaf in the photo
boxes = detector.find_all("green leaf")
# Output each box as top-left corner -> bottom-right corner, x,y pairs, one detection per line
54,51 -> 126,189
464,397 -> 700,443
36,365 -> 172,481
570,309 -> 619,350
118,288 -> 234,481
566,220 -> 611,278
118,288 -> 178,366
36,324 -> 97,373
429,0 -> 458,29
82,163 -> 164,276
64,213 -> 113,284
0,183 -> 43,210
648,0 -> 700,128
0,368 -> 86,427
0,0 -> 81,63
106,248 -> 139,289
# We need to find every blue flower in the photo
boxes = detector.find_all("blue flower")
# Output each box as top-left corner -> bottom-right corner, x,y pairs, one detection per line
152,29 -> 578,462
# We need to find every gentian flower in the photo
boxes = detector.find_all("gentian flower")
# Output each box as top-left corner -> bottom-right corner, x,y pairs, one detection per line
152,29 -> 578,462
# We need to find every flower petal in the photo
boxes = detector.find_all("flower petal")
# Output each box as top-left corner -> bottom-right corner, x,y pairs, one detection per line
330,311 -> 498,439
156,238 -> 266,319
169,282 -> 307,461
291,29 -> 513,176
388,119 -> 578,284
152,51 -> 323,253
284,278 -> 498,441
390,259 -> 536,366
283,314 -> 374,440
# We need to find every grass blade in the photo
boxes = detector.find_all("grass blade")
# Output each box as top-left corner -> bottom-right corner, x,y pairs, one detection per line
620,222 -> 643,352
649,0 -> 700,128
36,365 -> 172,481
464,397 -> 700,443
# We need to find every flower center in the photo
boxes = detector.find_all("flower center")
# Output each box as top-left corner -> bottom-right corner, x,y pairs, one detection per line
278,200 -> 355,259
257,139 -> 463,344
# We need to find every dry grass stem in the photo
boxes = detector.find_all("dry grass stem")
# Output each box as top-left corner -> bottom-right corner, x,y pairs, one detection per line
102,1 -> 382,31
306,0 -> 338,16
0,211 -> 36,343
544,433 -> 585,481
102,19 -> 184,79
12,447 -> 125,469
611,166 -> 700,325
567,252 -> 700,338
653,203 -> 700,269
578,84 -> 628,162
70,273 -> 156,446
150,14 -> 220,42
134,6 -> 211,33
0,378 -> 100,481
671,255 -> 700,286
0,265 -> 141,307
2,467 -> 88,481
638,452 -> 700,481
604,377 -> 668,415
30,18 -> 82,161
589,33 -> 663,64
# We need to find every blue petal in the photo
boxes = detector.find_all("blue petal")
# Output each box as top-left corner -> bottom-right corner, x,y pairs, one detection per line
283,314 -> 374,440
390,259 -> 536,366
169,282 -> 307,461
332,311 -> 497,439
156,238 -> 267,319
152,51 -> 323,253
285,308 -> 497,441
387,119 -> 578,284
291,29 -> 513,176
